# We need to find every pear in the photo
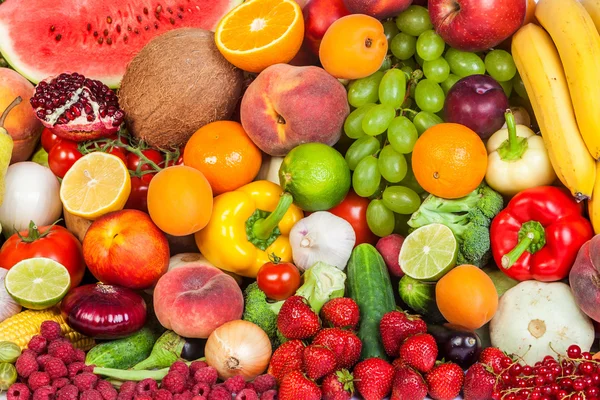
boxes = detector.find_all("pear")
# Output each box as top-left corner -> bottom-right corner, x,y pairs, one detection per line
0,97 -> 22,206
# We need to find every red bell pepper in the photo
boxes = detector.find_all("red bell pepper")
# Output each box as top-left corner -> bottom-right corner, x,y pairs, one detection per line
490,186 -> 593,282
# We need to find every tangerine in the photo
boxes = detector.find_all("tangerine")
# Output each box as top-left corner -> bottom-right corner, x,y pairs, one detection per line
411,123 -> 487,199
147,165 -> 213,236
436,264 -> 498,330
183,121 -> 262,196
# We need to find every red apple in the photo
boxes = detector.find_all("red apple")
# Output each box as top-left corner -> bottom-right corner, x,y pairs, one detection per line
303,0 -> 350,55
428,0 -> 527,52
343,0 -> 413,20
83,209 -> 170,290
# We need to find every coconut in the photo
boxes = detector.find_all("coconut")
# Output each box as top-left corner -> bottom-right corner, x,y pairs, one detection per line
118,28 -> 244,149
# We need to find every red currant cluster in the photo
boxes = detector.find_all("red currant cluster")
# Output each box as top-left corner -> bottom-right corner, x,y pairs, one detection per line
492,345 -> 600,400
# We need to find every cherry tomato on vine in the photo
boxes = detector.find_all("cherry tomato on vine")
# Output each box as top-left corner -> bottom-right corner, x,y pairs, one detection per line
257,257 -> 301,301
48,141 -> 83,178
41,128 -> 63,153
124,176 -> 150,213
127,149 -> 164,173
107,147 -> 128,164
163,153 -> 185,167
327,189 -> 378,246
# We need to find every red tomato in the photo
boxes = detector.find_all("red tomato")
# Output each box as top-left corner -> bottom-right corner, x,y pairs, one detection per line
0,222 -> 86,289
124,176 -> 150,213
257,259 -> 301,301
41,128 -> 62,153
163,153 -> 185,167
48,141 -> 83,178
107,147 -> 128,164
328,190 -> 378,246
127,149 -> 164,173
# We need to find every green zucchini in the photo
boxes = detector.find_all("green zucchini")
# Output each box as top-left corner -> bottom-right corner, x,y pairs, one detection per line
346,243 -> 396,360
85,326 -> 161,369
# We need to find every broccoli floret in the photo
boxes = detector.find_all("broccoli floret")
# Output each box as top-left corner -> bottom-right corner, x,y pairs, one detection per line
408,183 -> 503,267
242,283 -> 282,348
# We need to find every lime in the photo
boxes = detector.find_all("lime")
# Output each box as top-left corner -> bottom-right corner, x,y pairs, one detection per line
5,258 -> 71,310
279,143 -> 351,212
399,223 -> 457,281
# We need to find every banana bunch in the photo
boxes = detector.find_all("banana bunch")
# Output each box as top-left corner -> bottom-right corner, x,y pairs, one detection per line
512,0 -> 600,231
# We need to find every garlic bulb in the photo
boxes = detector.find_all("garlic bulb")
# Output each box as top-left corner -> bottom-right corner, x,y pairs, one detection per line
290,211 -> 356,271
0,268 -> 21,323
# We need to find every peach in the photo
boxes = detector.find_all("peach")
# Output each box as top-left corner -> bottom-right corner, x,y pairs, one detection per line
240,64 -> 349,157
83,209 -> 170,290
153,264 -> 244,338
0,68 -> 43,163
343,0 -> 412,19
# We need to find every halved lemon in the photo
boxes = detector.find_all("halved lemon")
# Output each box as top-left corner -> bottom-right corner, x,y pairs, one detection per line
60,152 -> 131,219
215,0 -> 304,73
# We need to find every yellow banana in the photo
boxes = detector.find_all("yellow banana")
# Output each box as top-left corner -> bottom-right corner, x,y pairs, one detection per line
511,24 -> 596,201
588,162 -> 600,234
536,0 -> 600,159
580,0 -> 600,32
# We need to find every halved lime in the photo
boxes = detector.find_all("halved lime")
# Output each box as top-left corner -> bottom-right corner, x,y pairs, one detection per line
5,258 -> 71,310
399,223 -> 458,281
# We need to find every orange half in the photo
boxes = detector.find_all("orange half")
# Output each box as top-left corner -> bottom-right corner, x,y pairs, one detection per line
215,0 -> 304,73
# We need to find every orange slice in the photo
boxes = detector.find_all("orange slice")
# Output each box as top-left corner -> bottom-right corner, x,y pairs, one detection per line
60,152 -> 131,219
215,0 -> 304,73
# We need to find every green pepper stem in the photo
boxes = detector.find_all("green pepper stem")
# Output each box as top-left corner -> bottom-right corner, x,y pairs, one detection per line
252,193 -> 293,240
501,220 -> 546,269
497,109 -> 528,161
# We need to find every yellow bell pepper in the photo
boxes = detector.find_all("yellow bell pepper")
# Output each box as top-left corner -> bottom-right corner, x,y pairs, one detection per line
195,180 -> 304,278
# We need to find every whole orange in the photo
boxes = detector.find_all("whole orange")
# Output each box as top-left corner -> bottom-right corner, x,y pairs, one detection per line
319,14 -> 388,80
412,123 -> 487,199
147,166 -> 213,236
436,265 -> 498,330
183,121 -> 262,196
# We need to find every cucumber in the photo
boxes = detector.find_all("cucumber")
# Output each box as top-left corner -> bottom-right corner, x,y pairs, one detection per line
85,326 -> 161,369
346,243 -> 396,360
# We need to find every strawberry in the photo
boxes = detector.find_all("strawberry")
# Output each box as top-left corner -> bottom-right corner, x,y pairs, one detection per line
321,369 -> 354,400
267,340 -> 304,383
352,358 -> 395,400
379,310 -> 427,357
312,328 -> 362,369
463,362 -> 497,400
278,370 -> 322,400
392,358 -> 409,370
425,362 -> 464,400
479,347 -> 505,374
302,345 -> 337,381
277,296 -> 321,340
399,333 -> 438,373
390,366 -> 428,400
320,298 -> 360,330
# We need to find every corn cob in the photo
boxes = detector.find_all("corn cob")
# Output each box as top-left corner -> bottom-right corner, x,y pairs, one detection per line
0,307 -> 95,350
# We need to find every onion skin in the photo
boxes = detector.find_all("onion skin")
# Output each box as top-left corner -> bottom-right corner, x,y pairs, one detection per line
60,283 -> 147,339
204,320 -> 272,381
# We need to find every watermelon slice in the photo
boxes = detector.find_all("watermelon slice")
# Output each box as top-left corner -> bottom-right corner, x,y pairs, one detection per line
0,0 -> 242,88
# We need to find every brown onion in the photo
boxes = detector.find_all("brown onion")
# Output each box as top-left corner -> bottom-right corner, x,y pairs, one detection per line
204,320 -> 272,381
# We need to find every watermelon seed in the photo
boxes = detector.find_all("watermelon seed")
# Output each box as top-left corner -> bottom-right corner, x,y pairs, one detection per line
123,35 -> 128,43
154,22 -> 159,29
134,28 -> 140,34
143,7 -> 149,15
87,23 -> 92,31
116,25 -> 121,33
49,25 -> 55,32
178,13 -> 183,19
55,34 -> 62,42
106,37 -> 113,45
144,25 -> 149,31
137,15 -> 143,22
106,16 -> 113,24
93,31 -> 99,37
156,5 -> 163,13
167,7 -> 173,13
98,37 -> 103,44
103,29 -> 109,37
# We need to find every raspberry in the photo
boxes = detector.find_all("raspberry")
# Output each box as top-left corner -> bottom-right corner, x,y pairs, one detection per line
169,361 -> 190,378
260,390 -> 278,400
161,371 -> 186,394
73,348 -> 86,363
7,383 -> 31,400
191,397 -> 207,400
72,371 -> 98,391
56,384 -> 79,400
193,367 -> 217,386
245,383 -> 255,391
16,352 -> 39,378
97,379 -> 118,400
28,371 -> 51,391
32,385 -> 56,400
47,341 -> 75,364
44,357 -> 68,379
252,374 -> 276,394
207,385 -> 231,400
189,361 -> 208,376
52,377 -> 70,389
119,381 -> 137,394
67,362 -> 87,378
237,388 -> 259,400
135,378 -> 158,396
117,393 -> 133,400
133,395 -> 152,400
224,375 -> 245,394
40,321 -> 63,341
173,391 -> 193,400
82,389 -> 104,400
36,354 -> 52,369
28,335 -> 48,354
155,389 -> 174,400
191,382 -> 210,397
